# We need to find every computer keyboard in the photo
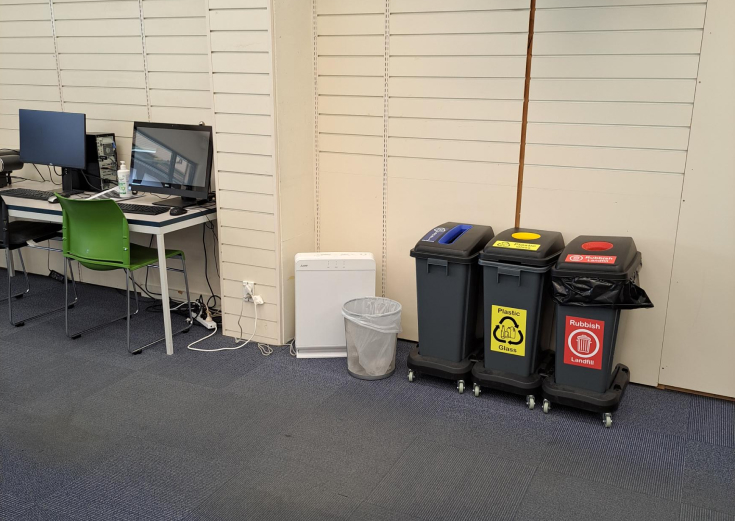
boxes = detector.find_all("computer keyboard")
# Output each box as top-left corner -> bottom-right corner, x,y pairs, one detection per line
0,188 -> 83,200
117,203 -> 169,216
1,187 -> 171,216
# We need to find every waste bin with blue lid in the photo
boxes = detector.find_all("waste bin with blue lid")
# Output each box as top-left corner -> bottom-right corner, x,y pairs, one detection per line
408,222 -> 495,394
471,228 -> 564,409
541,235 -> 654,428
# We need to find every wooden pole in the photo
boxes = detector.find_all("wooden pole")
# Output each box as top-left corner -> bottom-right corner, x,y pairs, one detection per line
514,0 -> 537,228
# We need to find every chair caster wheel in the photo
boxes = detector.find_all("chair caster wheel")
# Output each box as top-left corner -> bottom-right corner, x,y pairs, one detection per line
71,333 -> 81,340
13,322 -> 25,327
13,294 -> 23,300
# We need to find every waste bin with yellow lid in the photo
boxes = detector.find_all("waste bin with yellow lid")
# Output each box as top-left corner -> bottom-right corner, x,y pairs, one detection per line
471,228 -> 564,409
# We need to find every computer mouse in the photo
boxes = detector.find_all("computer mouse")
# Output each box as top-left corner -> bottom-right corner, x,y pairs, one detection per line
47,195 -> 59,204
169,207 -> 187,216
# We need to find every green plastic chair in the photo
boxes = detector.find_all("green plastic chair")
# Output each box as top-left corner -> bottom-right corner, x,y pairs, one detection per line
57,195 -> 193,354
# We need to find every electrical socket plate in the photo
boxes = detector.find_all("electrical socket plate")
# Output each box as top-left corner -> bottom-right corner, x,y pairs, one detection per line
242,280 -> 255,301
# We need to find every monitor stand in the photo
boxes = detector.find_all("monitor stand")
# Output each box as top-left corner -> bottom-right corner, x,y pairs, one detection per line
152,196 -> 202,209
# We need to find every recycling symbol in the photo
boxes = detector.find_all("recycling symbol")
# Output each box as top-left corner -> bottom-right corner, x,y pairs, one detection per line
493,316 -> 524,345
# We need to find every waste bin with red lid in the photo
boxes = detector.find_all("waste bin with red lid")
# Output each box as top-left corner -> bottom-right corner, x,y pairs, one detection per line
541,235 -> 653,428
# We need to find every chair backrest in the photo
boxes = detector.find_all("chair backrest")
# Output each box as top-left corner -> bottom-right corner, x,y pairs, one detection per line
56,196 -> 131,267
0,196 -> 9,249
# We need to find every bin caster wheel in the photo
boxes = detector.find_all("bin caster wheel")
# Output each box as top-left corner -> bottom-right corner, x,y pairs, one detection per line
542,399 -> 551,414
457,380 -> 465,394
408,370 -> 415,383
602,413 -> 612,428
473,384 -> 481,397
526,395 -> 535,410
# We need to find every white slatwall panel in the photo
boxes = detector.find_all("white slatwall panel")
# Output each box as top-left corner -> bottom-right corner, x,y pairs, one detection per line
521,0 -> 707,386
316,0 -> 385,293
54,0 -> 147,165
143,0 -> 212,126
526,1 -> 706,174
209,0 -> 279,343
384,2 -> 527,339
0,1 -> 59,150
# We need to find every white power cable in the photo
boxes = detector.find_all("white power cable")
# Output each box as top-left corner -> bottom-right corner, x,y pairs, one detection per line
188,285 -> 272,355
186,322 -> 219,352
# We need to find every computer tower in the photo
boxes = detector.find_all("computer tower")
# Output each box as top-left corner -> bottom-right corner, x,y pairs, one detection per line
62,133 -> 117,191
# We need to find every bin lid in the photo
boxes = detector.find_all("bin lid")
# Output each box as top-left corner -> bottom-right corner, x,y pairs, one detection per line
479,228 -> 564,267
552,235 -> 642,280
410,222 -> 494,264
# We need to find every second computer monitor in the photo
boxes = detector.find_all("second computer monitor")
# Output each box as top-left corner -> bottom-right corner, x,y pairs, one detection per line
19,109 -> 86,170
129,122 -> 213,207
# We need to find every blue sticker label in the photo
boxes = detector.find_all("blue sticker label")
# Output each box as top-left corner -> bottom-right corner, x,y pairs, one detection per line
421,227 -> 446,243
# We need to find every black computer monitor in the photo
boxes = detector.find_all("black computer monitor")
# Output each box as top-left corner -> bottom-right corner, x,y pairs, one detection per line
19,109 -> 86,170
129,122 -> 213,208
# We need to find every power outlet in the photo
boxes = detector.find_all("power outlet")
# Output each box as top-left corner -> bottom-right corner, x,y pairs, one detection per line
242,280 -> 255,301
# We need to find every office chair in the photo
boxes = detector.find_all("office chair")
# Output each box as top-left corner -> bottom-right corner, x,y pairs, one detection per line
56,196 -> 193,354
0,195 -> 78,326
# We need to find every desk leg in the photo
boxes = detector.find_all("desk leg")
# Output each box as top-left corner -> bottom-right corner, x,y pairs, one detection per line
156,234 -> 174,355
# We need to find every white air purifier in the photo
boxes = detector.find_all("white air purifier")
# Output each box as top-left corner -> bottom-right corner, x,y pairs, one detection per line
295,252 -> 376,358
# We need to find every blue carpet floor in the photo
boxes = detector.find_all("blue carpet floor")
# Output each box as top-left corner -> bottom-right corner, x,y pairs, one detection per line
0,273 -> 733,520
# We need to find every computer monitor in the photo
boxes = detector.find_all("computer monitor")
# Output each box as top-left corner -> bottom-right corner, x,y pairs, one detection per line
19,109 -> 86,170
129,122 -> 213,208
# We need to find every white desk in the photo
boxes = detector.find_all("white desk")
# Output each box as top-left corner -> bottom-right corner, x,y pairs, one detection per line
1,180 -> 217,355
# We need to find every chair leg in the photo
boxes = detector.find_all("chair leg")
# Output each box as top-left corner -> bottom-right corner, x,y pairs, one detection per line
16,249 -> 31,297
66,268 -> 137,340
5,249 -> 31,326
1,250 -> 29,304
6,248 -> 15,326
64,258 -> 69,337
8,254 -> 78,328
125,269 -> 131,354
129,269 -> 140,316
128,255 -> 194,355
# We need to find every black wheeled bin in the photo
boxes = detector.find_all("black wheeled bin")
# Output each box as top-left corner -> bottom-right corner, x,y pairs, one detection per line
408,222 -> 495,393
541,236 -> 654,427
471,228 -> 564,409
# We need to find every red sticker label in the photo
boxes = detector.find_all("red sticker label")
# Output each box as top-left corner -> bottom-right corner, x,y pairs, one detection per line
564,316 -> 604,370
565,254 -> 617,264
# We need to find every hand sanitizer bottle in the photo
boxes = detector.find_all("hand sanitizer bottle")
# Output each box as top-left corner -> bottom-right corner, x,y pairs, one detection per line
117,160 -> 130,198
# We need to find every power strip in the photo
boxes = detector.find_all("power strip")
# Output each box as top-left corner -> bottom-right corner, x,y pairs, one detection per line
195,314 -> 217,330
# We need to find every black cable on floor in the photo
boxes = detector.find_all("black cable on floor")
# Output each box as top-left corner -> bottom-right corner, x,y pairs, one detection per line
202,223 -> 220,311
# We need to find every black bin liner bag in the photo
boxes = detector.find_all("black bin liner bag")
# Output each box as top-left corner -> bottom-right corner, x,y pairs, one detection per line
552,273 -> 654,309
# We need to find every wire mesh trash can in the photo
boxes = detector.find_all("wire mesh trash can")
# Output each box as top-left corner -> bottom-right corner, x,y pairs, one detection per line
541,236 -> 654,427
407,222 -> 495,393
343,297 -> 402,380
471,228 -> 564,408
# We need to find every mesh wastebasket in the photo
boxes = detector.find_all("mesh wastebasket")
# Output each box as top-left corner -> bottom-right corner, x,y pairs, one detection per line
342,297 -> 402,380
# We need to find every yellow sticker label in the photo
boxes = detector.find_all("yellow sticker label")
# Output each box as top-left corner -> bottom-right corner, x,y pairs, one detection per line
490,305 -> 527,357
492,241 -> 541,251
